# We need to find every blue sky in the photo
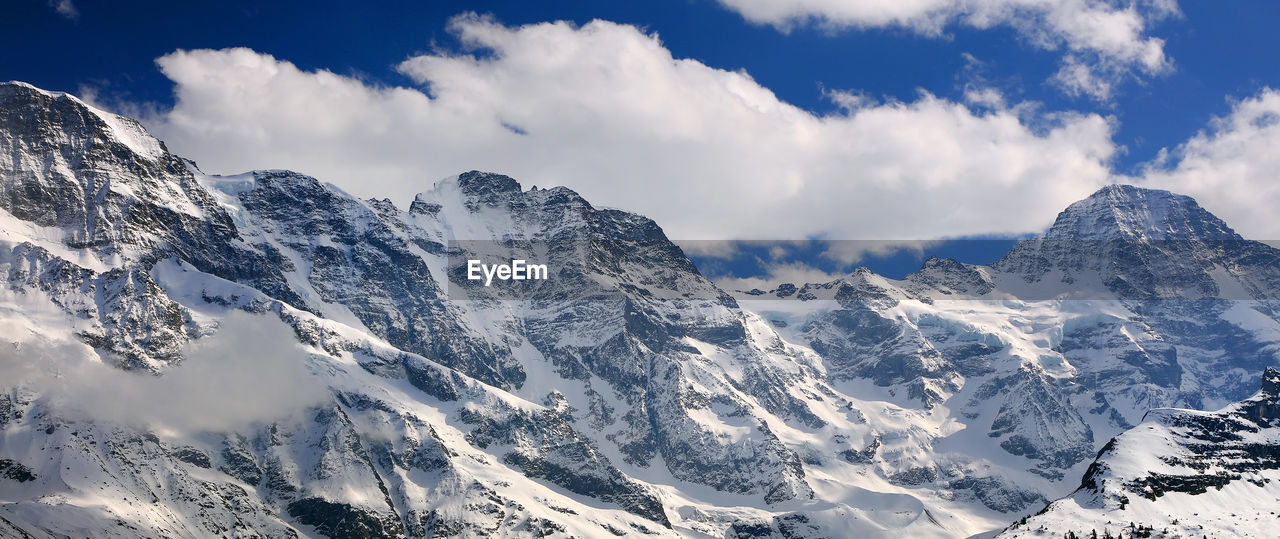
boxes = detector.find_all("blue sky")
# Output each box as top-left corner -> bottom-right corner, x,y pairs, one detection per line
6,0 -> 1280,281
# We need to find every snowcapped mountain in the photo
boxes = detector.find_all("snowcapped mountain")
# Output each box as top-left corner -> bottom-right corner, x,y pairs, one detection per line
747,188 -> 1279,480
1,80 -> 1278,538
999,367 -> 1280,538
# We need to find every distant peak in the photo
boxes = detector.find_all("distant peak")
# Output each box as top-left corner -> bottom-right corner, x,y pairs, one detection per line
921,256 -> 963,269
457,170 -> 522,197
1044,183 -> 1238,241
1263,367 -> 1280,397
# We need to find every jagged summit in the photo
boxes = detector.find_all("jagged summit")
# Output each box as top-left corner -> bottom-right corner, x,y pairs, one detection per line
0,80 -> 234,262
1245,366 -> 1280,423
410,170 -> 531,212
457,170 -> 522,196
0,80 -> 168,162
1044,183 -> 1238,241
2,80 -> 63,97
981,183 -> 1280,300
1261,366 -> 1280,397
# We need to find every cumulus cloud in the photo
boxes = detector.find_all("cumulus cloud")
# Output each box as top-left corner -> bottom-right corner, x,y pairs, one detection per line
141,15 -> 1117,244
1137,89 -> 1280,240
0,311 -> 329,434
716,0 -> 1178,100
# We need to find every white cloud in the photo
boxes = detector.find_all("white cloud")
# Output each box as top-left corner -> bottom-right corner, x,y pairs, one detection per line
714,260 -> 850,292
820,239 -> 943,265
49,0 -> 78,20
716,0 -> 1178,100
1052,54 -> 1118,101
0,311 -> 329,434
140,15 -> 1117,243
677,240 -> 748,259
1137,89 -> 1280,240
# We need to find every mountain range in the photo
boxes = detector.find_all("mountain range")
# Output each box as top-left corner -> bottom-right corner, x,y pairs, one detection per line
1,80 -> 1277,538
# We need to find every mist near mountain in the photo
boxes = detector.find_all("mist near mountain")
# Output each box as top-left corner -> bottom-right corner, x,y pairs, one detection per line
0,311 -> 327,434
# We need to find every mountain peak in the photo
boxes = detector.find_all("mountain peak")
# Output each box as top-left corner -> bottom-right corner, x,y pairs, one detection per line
457,170 -> 522,197
1090,183 -> 1158,198
1263,367 -> 1280,397
1044,183 -> 1238,241
1,80 -> 167,162
2,80 -> 61,97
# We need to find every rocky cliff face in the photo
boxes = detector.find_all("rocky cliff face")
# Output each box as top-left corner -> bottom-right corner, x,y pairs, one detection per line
0,82 -> 829,537
2,81 -> 1279,538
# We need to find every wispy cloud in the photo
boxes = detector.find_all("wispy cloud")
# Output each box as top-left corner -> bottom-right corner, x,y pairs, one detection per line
716,0 -> 1180,101
49,0 -> 79,20
0,311 -> 329,434
820,240 -> 943,265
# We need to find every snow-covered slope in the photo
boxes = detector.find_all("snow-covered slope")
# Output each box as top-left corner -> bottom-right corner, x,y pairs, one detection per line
0,81 -> 672,538
999,367 -> 1280,538
734,183 -> 1280,519
2,80 -> 1279,538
